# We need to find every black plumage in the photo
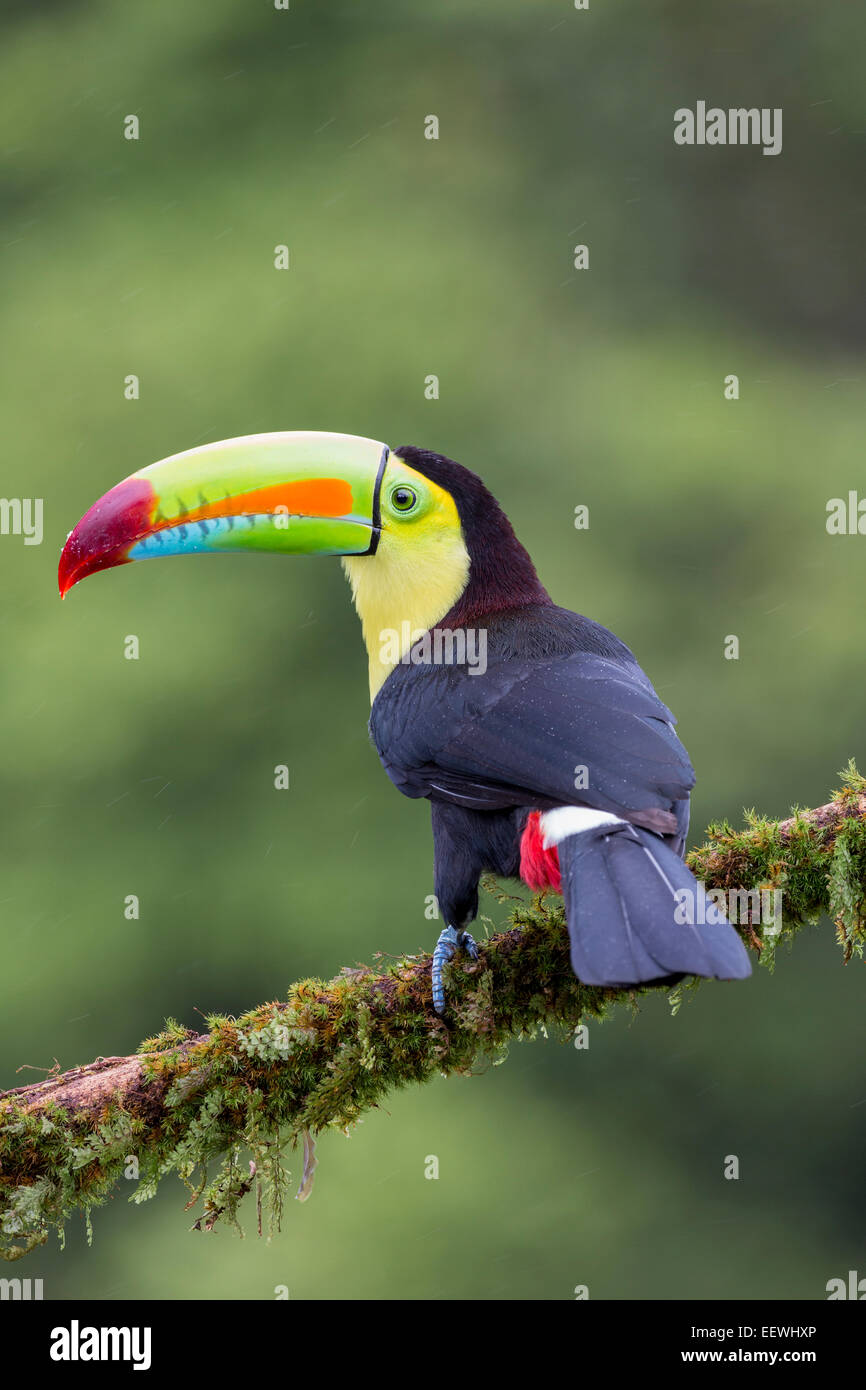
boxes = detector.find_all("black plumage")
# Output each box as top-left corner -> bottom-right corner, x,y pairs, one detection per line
370,448 -> 751,992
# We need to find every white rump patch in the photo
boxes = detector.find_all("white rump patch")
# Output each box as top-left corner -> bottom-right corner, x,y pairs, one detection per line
540,806 -> 626,848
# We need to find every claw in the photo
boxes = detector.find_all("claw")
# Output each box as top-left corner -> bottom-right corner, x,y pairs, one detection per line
432,925 -> 479,1014
462,932 -> 479,962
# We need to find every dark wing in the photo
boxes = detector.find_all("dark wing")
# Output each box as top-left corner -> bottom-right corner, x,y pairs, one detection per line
370,649 -> 695,830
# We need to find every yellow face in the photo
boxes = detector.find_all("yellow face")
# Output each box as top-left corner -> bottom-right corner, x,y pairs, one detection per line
342,456 -> 471,700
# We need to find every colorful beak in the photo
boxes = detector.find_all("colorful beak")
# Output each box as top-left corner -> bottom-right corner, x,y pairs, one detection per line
58,431 -> 389,597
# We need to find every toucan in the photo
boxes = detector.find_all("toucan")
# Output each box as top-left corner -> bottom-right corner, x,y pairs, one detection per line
59,431 -> 751,1012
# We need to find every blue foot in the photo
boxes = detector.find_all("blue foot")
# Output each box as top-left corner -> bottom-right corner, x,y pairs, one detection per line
432,925 -> 479,1014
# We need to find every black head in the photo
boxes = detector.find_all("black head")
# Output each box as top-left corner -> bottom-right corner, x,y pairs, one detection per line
394,446 -> 551,623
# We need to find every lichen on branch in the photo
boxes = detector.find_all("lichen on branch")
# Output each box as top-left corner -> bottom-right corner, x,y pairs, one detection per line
1,764 -> 864,1262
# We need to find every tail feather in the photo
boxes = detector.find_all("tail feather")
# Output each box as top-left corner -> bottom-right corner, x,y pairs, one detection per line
554,818 -> 751,987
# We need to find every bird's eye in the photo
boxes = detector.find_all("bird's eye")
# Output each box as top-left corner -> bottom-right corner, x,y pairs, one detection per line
390,486 -> 418,513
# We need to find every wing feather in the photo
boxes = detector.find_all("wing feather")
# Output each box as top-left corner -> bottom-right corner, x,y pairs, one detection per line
371,645 -> 695,824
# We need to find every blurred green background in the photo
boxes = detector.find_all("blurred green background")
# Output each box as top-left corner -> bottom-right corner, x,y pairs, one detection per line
1,0 -> 864,1300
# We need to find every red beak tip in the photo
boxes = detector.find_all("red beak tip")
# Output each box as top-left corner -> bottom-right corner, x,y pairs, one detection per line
58,476 -> 157,602
58,557 -> 75,599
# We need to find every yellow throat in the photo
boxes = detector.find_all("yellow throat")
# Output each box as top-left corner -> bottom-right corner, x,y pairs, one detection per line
342,459 -> 471,701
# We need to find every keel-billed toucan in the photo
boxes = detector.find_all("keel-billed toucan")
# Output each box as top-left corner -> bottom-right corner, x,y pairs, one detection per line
59,431 -> 751,1011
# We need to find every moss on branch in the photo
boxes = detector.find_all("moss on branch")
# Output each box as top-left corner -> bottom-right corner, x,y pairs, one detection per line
1,764 -> 865,1261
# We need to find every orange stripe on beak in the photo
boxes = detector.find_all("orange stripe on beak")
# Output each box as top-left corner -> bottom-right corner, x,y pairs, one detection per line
159,477 -> 355,531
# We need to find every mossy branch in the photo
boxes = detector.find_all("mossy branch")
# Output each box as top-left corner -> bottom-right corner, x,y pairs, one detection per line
2,764 -> 865,1261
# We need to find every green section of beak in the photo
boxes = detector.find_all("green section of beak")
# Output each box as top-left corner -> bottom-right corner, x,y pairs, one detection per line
59,431 -> 390,594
